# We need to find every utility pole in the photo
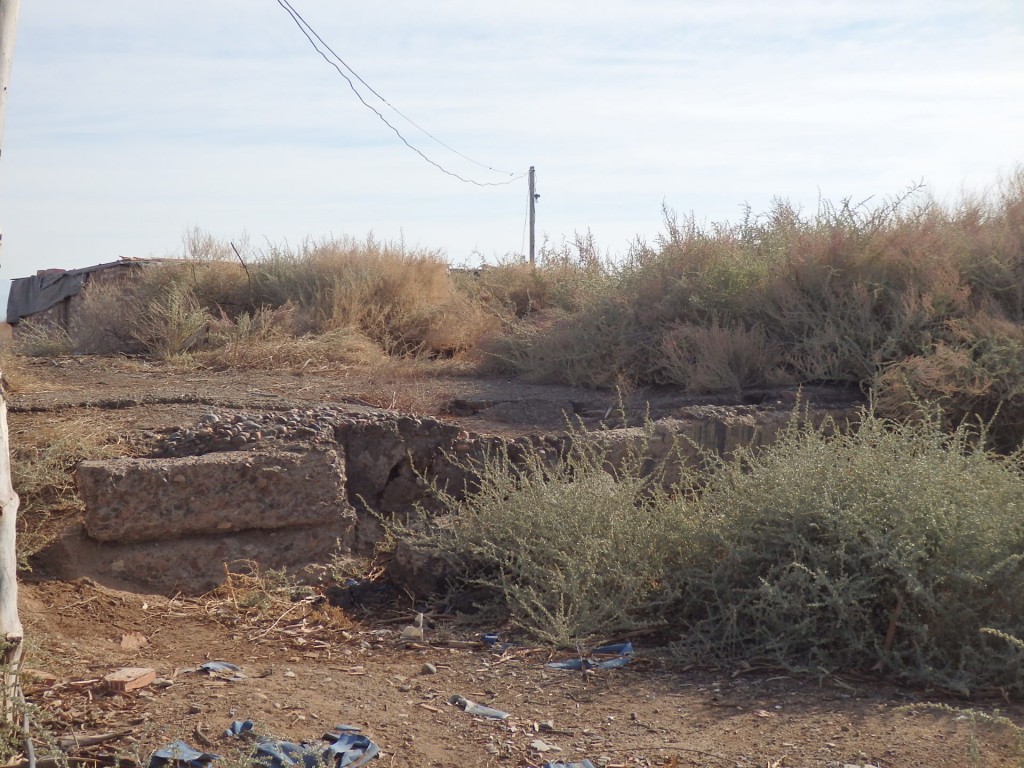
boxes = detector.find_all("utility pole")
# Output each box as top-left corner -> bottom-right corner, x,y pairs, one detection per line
528,166 -> 536,267
0,0 -> 22,726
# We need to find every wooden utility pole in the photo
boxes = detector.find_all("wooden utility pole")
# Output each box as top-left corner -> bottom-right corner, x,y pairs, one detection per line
0,0 -> 22,725
528,166 -> 536,267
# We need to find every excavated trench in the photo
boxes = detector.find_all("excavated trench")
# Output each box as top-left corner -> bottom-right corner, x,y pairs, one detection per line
51,387 -> 863,594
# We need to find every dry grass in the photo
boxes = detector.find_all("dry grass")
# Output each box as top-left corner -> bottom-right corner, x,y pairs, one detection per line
0,348 -> 48,396
481,168 -> 1024,445
22,166 -> 1024,444
9,412 -> 130,562
203,560 -> 354,645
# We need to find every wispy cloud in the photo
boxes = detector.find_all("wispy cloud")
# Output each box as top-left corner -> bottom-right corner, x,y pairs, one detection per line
0,0 -> 1021,275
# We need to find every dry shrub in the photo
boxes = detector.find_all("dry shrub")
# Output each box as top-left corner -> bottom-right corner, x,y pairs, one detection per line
206,560 -> 353,641
648,319 -> 790,393
0,350 -> 46,395
492,170 -> 1023,403
73,265 -> 212,357
252,236 -> 487,356
479,302 -> 645,388
67,232 -> 495,362
9,413 -> 129,561
472,236 -> 611,319
197,324 -> 385,371
187,259 -> 253,317
875,312 -> 1024,450
11,320 -> 75,357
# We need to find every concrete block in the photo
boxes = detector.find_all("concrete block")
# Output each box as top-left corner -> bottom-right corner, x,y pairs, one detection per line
78,448 -> 352,544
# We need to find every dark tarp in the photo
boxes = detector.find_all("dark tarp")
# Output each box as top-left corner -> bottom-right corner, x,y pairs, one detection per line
4,258 -> 157,324
6,269 -> 87,324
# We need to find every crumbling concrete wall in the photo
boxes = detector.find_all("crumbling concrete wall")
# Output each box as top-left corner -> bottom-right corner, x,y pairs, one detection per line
64,396 -> 859,594
70,448 -> 355,592
79,448 -> 350,543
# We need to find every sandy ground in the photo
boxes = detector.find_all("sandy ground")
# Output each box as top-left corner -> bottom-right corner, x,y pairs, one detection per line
7,356 -> 1024,768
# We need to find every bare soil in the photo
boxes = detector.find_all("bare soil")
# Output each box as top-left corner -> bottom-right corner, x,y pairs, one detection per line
7,357 -> 1024,768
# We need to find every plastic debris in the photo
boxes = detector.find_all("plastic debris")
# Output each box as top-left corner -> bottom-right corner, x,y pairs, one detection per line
448,694 -> 510,720
254,726 -> 379,768
399,613 -> 425,641
546,642 -> 634,671
148,741 -> 220,768
325,727 -> 380,768
480,632 -> 514,653
326,579 -> 395,611
542,762 -> 596,768
194,661 -> 246,680
224,720 -> 256,738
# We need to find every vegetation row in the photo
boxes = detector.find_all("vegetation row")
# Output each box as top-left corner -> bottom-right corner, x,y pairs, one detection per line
11,168 -> 1024,696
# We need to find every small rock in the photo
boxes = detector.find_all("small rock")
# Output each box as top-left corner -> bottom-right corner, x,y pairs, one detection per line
420,663 -> 437,675
529,739 -> 559,753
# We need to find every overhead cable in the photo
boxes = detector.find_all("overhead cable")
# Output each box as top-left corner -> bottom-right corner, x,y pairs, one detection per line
275,0 -> 524,188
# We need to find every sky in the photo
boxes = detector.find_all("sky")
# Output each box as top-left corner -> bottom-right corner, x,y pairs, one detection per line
0,0 -> 1021,283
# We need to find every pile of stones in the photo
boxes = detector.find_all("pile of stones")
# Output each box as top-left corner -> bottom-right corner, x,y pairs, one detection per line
152,407 -> 345,458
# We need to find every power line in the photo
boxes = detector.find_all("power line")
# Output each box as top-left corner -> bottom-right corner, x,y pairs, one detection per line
278,0 -> 512,177
275,0 -> 524,188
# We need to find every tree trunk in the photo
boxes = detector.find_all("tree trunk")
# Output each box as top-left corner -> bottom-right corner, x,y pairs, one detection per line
0,0 -> 23,725
0,391 -> 20,722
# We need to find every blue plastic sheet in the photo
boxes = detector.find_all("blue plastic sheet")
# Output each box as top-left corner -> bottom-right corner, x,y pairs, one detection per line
224,720 -> 255,738
326,728 -> 380,768
546,642 -> 634,671
148,741 -> 220,768
254,726 -> 379,768
543,762 -> 597,768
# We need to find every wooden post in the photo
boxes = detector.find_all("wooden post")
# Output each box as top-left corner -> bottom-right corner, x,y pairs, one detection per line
528,166 -> 536,267
0,0 -> 22,725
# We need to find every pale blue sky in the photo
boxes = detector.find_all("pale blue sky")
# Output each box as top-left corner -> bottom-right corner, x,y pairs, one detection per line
0,1 -> 1021,279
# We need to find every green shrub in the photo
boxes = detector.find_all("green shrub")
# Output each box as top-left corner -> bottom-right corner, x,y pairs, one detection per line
401,407 -> 1024,695
673,410 -> 1024,695
400,435 -> 694,645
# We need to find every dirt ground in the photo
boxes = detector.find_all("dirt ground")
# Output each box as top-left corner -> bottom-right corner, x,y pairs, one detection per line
7,357 -> 1024,768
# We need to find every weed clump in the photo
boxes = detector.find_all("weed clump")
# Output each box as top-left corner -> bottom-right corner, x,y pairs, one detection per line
675,411 -> 1024,695
401,434 -> 695,645
403,409 -> 1024,695
9,414 -> 128,563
